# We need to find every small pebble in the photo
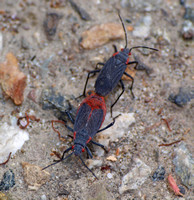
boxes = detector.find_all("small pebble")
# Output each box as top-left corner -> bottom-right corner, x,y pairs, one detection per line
173,142 -> 194,188
106,155 -> 117,162
43,13 -> 62,40
133,15 -> 152,38
168,87 -> 194,107
183,7 -> 194,22
107,173 -> 113,179
69,0 -> 91,21
0,169 -> 15,191
181,20 -> 194,40
80,23 -> 125,49
152,166 -> 165,181
22,162 -> 50,190
40,194 -> 47,200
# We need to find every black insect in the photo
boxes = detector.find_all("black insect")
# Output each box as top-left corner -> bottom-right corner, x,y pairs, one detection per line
43,91 -> 118,178
81,14 -> 158,116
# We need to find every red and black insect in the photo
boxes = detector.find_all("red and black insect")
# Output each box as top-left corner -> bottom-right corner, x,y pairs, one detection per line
82,14 -> 158,116
43,91 -> 117,178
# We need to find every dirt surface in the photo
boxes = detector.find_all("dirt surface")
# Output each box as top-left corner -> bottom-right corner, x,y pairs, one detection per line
0,0 -> 193,200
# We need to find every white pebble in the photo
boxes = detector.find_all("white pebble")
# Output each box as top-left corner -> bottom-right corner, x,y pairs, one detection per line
107,173 -> 113,179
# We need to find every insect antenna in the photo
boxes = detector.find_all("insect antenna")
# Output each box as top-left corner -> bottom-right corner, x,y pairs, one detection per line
118,12 -> 128,49
79,155 -> 98,179
129,46 -> 158,53
42,151 -> 74,170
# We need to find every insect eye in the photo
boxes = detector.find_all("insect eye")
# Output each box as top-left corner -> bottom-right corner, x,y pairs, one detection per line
82,148 -> 85,152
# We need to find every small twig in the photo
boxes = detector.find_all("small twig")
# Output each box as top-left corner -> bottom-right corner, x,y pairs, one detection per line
162,118 -> 173,132
51,150 -> 62,159
17,112 -> 40,129
0,152 -> 12,165
144,121 -> 162,133
184,128 -> 190,135
51,120 -> 66,141
159,138 -> 183,147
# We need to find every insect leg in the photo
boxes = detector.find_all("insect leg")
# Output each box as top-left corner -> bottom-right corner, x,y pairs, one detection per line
90,140 -> 108,153
95,62 -> 104,70
82,69 -> 101,97
60,146 -> 73,160
97,114 -> 120,133
110,80 -> 125,117
42,147 -> 73,170
85,146 -> 93,158
112,44 -> 118,52
93,115 -> 120,151
123,71 -> 135,98
128,61 -> 138,69
64,110 -> 75,124
79,156 -> 98,179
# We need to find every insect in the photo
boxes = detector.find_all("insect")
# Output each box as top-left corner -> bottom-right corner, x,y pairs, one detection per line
81,14 -> 158,116
43,91 -> 118,178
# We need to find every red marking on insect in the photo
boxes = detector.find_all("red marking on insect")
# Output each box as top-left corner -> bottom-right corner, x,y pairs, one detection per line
168,174 -> 184,197
125,57 -> 130,64
86,137 -> 92,144
72,145 -> 75,149
79,92 -> 106,124
73,132 -> 76,140
82,148 -> 85,152
112,52 -> 119,57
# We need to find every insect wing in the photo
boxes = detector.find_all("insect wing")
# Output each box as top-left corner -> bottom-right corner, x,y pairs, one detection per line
74,102 -> 91,132
86,108 -> 104,138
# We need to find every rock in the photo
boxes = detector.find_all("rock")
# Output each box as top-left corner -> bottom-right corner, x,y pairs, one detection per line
132,15 -> 152,38
0,32 -> 2,52
168,87 -> 194,107
43,13 -> 62,40
0,123 -> 29,163
181,20 -> 194,40
22,162 -> 50,190
153,28 -> 171,45
40,194 -> 47,200
134,54 -> 153,75
21,37 -> 30,49
121,0 -> 162,12
58,188 -> 70,196
179,0 -> 186,6
0,192 -> 9,200
95,112 -> 135,156
173,142 -> 194,188
80,23 -> 125,49
183,7 -> 194,22
119,158 -> 151,194
85,182 -> 113,200
69,0 -> 91,21
106,155 -> 117,162
40,87 -> 75,121
0,170 -> 15,191
152,166 -> 165,181
107,173 -> 113,179
0,53 -> 27,105
86,159 -> 103,170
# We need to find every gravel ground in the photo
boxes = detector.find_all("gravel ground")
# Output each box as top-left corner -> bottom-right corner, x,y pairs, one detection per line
0,0 -> 193,200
